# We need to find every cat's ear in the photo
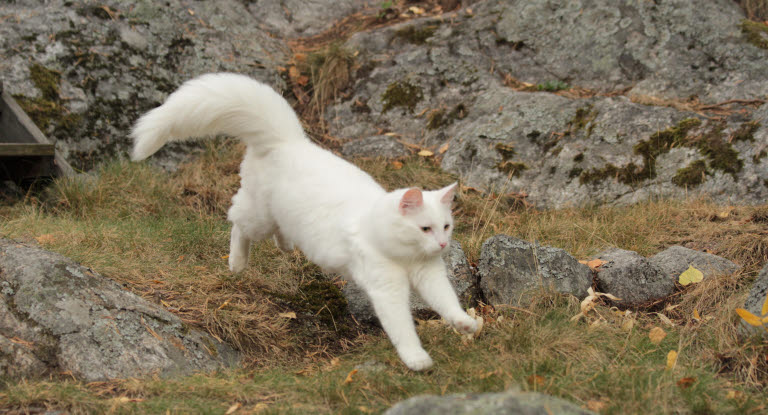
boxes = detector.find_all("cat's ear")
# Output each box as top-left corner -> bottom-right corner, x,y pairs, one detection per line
439,182 -> 458,205
399,188 -> 423,215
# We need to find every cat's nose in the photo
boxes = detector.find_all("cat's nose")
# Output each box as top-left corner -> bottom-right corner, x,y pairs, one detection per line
439,242 -> 447,249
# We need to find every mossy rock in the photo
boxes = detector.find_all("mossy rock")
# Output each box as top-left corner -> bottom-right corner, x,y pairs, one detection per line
497,161 -> 528,177
395,24 -> 440,44
13,63 -> 82,133
382,81 -> 423,113
741,19 -> 768,49
495,143 -> 516,160
672,159 -> 707,187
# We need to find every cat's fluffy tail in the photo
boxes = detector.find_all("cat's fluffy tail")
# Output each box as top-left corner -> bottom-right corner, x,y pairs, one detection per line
131,73 -> 306,161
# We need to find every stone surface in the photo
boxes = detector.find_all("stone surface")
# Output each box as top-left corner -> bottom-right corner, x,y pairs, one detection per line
343,240 -> 477,323
325,0 -> 768,208
595,248 -> 673,306
649,245 -> 741,280
742,263 -> 768,338
385,390 -> 595,415
477,235 -> 592,306
341,135 -> 411,159
0,239 -> 238,381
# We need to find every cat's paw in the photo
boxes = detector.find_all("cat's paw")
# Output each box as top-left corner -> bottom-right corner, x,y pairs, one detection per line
399,348 -> 433,371
451,314 -> 479,335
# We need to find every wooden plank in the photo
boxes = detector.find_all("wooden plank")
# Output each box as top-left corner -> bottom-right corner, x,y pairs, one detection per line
0,143 -> 55,156
0,87 -> 74,177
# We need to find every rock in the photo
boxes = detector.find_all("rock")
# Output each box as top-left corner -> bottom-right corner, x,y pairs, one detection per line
0,0 -> 288,171
595,248 -> 673,306
0,239 -> 239,381
245,0 -> 377,38
477,235 -> 592,306
325,0 -> 768,208
343,240 -> 477,323
742,263 -> 768,337
649,245 -> 741,280
385,390 -> 595,415
341,135 -> 411,159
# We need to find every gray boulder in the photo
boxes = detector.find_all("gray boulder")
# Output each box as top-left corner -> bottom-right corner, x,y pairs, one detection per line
343,240 -> 477,323
742,263 -> 768,338
325,0 -> 768,208
649,245 -> 741,280
477,235 -> 592,306
385,390 -> 595,415
595,248 -> 672,306
341,135 -> 411,159
0,239 -> 238,381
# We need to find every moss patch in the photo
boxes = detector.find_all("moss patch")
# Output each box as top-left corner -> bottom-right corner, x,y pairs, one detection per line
536,80 -> 570,92
732,121 -> 760,142
740,19 -> 768,49
13,63 -> 81,133
497,161 -> 528,177
381,81 -> 423,113
425,104 -> 465,130
395,24 -> 439,44
568,105 -> 598,136
672,159 -> 707,187
495,143 -> 516,160
580,118 -> 746,186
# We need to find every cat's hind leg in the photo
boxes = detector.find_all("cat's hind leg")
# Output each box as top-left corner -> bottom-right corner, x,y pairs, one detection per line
227,189 -> 275,272
272,231 -> 293,253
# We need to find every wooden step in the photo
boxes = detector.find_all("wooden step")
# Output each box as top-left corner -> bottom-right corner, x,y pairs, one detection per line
0,143 -> 55,157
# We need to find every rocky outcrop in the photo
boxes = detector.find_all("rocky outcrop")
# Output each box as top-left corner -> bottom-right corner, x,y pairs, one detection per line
325,0 -> 768,208
477,235 -> 592,306
385,390 -> 596,415
0,239 -> 238,381
650,245 -> 741,280
343,240 -> 477,323
595,248 -> 674,306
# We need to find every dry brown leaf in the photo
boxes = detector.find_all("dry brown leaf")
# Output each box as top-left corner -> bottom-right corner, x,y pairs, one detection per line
343,369 -> 358,384
676,377 -> 696,389
438,142 -> 450,154
649,327 -> 667,345
391,161 -> 404,170
526,374 -> 545,387
579,258 -> 607,271
408,6 -> 425,14
656,313 -> 675,327
225,403 -> 242,414
418,150 -> 434,157
666,350 -> 678,370
586,399 -> 609,411
693,309 -> 701,321
35,234 -> 56,244
278,312 -> 297,319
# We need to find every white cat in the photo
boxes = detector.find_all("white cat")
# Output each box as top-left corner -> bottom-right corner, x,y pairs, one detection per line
130,73 -> 478,370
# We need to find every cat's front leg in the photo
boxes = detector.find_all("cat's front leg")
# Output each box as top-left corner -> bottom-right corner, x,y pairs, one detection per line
358,268 -> 433,371
412,259 -> 478,335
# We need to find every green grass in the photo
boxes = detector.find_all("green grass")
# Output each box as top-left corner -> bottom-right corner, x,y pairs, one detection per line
1,142 -> 767,413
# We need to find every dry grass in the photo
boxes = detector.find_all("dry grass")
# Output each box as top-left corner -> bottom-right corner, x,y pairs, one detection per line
2,145 -> 768,413
738,0 -> 768,21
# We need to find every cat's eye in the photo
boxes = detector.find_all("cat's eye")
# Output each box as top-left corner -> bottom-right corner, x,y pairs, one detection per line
444,224 -> 450,230
421,226 -> 431,232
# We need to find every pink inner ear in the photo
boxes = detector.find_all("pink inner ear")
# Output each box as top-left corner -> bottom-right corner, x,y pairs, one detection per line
440,183 -> 457,205
399,188 -> 423,215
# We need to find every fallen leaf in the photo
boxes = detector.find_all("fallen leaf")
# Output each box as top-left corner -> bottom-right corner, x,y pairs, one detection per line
656,313 -> 675,327
649,327 -> 667,345
693,309 -> 701,321
526,374 -> 545,387
666,350 -> 678,370
735,308 -> 763,327
726,390 -> 744,399
187,8 -> 195,15
225,403 -> 241,414
288,66 -> 301,81
408,6 -> 425,14
438,142 -> 450,154
391,161 -> 404,170
343,369 -> 358,384
384,132 -> 399,136
678,265 -> 704,286
418,150 -> 434,157
676,377 -> 696,389
221,255 -> 229,259
620,318 -> 635,332
465,7 -> 473,15
278,312 -> 297,319
35,234 -> 56,244
585,399 -> 609,411
579,258 -> 607,271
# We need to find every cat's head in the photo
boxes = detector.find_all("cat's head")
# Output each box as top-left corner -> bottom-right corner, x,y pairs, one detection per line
381,183 -> 457,258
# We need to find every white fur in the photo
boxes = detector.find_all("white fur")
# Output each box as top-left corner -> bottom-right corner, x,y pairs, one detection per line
131,73 -> 478,370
